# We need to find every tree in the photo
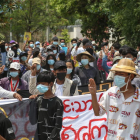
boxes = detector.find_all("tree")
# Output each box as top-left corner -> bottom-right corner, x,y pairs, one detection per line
106,0 -> 140,46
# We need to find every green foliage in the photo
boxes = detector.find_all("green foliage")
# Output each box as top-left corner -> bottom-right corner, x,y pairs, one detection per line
59,29 -> 71,44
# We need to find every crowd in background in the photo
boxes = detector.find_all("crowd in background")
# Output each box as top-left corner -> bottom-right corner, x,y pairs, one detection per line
0,37 -> 140,140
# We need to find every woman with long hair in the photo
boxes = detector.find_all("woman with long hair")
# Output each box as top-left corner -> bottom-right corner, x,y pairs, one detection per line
66,59 -> 81,86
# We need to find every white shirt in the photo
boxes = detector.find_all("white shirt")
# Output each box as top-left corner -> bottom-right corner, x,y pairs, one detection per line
28,58 -> 33,66
99,86 -> 140,140
0,86 -> 15,99
55,83 -> 64,96
71,46 -> 85,56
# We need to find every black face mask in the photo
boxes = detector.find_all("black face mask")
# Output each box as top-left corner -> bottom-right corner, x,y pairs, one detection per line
57,72 -> 66,81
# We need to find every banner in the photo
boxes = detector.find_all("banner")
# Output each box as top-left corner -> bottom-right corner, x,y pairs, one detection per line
24,32 -> 31,42
0,93 -> 108,140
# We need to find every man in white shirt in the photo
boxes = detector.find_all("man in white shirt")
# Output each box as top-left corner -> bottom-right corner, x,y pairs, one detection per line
90,58 -> 140,140
71,38 -> 89,56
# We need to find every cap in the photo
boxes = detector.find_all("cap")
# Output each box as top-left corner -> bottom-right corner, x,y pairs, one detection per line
10,62 -> 20,70
11,44 -> 19,48
32,57 -> 41,65
110,58 -> 138,75
59,50 -> 65,54
52,37 -> 58,41
54,60 -> 67,70
35,41 -> 40,45
19,52 -> 27,58
10,40 -> 16,44
113,56 -> 121,64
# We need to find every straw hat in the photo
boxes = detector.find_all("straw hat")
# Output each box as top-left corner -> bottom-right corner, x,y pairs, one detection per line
110,58 -> 138,75
76,51 -> 95,62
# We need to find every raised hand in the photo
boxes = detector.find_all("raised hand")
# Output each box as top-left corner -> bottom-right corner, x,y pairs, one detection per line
88,78 -> 96,95
99,50 -> 103,59
31,64 -> 37,76
0,65 -> 5,74
104,47 -> 109,56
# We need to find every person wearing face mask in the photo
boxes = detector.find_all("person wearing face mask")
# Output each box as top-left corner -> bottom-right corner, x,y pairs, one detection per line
29,60 -> 79,96
58,50 -> 66,61
43,54 -> 56,71
49,45 -> 60,60
52,36 -> 62,52
29,71 -> 63,140
75,51 -> 99,86
0,62 -> 28,93
90,58 -> 140,140
20,52 -> 31,76
22,57 -> 46,84
59,39 -> 68,55
66,59 -> 81,86
35,41 -> 40,48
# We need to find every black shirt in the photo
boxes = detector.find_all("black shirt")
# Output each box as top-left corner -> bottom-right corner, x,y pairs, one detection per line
0,113 -> 15,140
36,96 -> 63,140
75,65 -> 100,86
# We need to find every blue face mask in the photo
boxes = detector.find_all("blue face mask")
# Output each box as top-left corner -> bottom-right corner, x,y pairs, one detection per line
53,50 -> 57,54
67,68 -> 72,74
21,56 -> 27,61
125,57 -> 132,61
61,43 -> 65,46
81,59 -> 89,66
73,43 -> 77,47
93,46 -> 95,49
36,45 -> 40,48
114,75 -> 127,88
30,44 -> 34,48
48,59 -> 55,65
36,84 -> 49,93
5,46 -> 8,49
53,42 -> 58,45
10,71 -> 19,77
36,64 -> 41,70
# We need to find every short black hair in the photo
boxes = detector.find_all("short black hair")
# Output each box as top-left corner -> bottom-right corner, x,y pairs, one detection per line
85,42 -> 92,47
113,42 -> 121,50
119,45 -> 128,55
42,42 -> 45,46
60,39 -> 65,42
125,47 -> 138,58
52,37 -> 58,41
28,40 -> 34,44
37,71 -> 55,83
86,48 -> 93,55
82,38 -> 89,46
71,38 -> 77,43
33,48 -> 40,58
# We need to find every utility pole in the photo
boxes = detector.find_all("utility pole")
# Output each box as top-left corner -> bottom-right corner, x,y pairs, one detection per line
10,10 -> 12,41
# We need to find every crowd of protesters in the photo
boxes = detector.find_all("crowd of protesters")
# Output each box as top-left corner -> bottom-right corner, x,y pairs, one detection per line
0,37 -> 140,140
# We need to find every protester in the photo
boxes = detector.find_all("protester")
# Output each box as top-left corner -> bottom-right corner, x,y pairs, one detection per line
113,42 -> 121,52
29,71 -> 63,140
43,54 -> 56,71
90,58 -> 140,140
29,60 -> 79,96
0,62 -> 28,92
71,38 -> 89,56
97,42 -> 108,58
58,50 -> 66,61
103,46 -> 138,74
75,51 -> 100,85
60,39 -> 68,55
66,59 -> 81,86
35,41 -> 40,48
51,45 -> 59,59
28,47 -> 40,66
22,57 -> 46,83
20,52 -> 30,75
52,36 -> 61,52
0,113 -> 16,140
11,44 -> 21,63
23,40 -> 34,52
